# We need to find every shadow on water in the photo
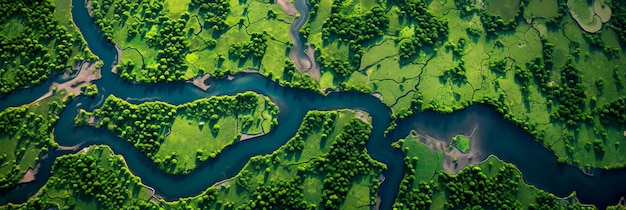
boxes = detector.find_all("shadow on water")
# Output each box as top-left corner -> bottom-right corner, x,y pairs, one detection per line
0,0 -> 625,209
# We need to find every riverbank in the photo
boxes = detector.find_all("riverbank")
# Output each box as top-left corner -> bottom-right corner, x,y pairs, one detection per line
31,61 -> 102,104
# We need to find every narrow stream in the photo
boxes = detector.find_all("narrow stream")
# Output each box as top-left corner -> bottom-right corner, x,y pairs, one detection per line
0,0 -> 625,209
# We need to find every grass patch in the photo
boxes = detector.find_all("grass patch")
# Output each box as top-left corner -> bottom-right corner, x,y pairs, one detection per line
452,135 -> 471,153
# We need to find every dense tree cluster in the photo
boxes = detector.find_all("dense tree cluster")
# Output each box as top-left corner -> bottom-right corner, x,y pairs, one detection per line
440,165 -> 521,209
283,111 -> 336,152
229,32 -> 269,60
92,0 -> 191,83
610,0 -> 626,45
0,0 -> 94,94
550,59 -> 589,127
83,95 -> 177,157
514,64 -> 532,95
441,59 -> 468,83
80,84 -> 99,98
50,151 -> 146,209
598,97 -> 626,126
479,12 -> 516,36
527,38 -> 555,94
318,55 -> 353,78
0,102 -> 64,190
393,155 -> 434,209
321,4 -> 388,71
278,59 -> 320,92
307,0 -> 321,18
191,0 -> 231,32
445,37 -> 467,57
395,0 -> 449,60
489,59 -> 508,74
247,178 -> 311,209
311,119 -> 386,209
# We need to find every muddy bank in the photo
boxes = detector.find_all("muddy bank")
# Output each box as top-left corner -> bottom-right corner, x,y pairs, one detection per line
18,164 -> 40,184
31,61 -> 102,104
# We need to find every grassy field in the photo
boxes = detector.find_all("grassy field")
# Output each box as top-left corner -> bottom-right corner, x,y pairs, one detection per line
452,135 -> 471,153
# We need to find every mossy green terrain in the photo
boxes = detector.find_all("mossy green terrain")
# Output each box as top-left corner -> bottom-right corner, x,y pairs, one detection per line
75,91 -> 279,174
392,135 -> 593,209
0,0 -> 97,94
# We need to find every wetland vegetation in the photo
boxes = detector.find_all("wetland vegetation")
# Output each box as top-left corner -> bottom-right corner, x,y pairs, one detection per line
1,0 -> 626,209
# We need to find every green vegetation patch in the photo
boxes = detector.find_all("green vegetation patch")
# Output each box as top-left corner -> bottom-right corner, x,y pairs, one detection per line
0,0 -> 96,94
1,145 -> 156,210
162,110 -> 386,209
90,0 -> 293,83
393,137 -> 593,209
0,94 -> 67,191
452,135 -> 471,153
75,91 -> 279,174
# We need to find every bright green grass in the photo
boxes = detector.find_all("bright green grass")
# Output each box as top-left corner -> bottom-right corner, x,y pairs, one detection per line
341,175 -> 374,210
401,135 -> 444,182
452,135 -> 471,153
165,0 -> 191,19
154,116 -> 238,172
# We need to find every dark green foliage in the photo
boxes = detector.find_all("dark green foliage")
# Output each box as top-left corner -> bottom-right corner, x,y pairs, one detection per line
312,119 -> 386,209
441,59 -> 468,83
248,179 -> 311,209
229,32 -> 269,60
395,0 -> 449,60
80,92 -> 275,174
394,155 -> 434,209
307,0 -> 321,18
279,60 -> 320,92
598,97 -> 626,126
319,56 -> 353,78
0,103 -> 64,190
87,95 -> 177,157
479,11 -> 516,36
610,0 -> 626,45
80,84 -> 99,98
514,64 -> 532,95
284,111 -> 335,152
0,0 -> 93,94
92,1 -> 190,83
550,59 -> 588,127
466,27 -> 482,37
527,38 -> 555,95
440,165 -> 521,209
322,5 -> 388,68
545,1 -> 569,27
44,148 -> 159,209
489,59 -> 508,74
191,0 -> 230,32
445,37 -> 467,57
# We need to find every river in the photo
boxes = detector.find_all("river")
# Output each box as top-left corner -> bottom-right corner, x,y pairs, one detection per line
0,0 -> 625,209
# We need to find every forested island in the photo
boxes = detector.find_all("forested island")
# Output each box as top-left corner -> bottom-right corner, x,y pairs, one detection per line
1,0 -> 626,209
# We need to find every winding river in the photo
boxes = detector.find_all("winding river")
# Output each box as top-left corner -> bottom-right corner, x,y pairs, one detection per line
1,0 -> 625,209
